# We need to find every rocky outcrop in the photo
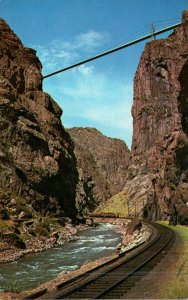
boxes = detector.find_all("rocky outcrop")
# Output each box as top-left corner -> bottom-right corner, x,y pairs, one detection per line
0,18 -> 78,219
68,127 -> 130,216
126,11 -> 188,224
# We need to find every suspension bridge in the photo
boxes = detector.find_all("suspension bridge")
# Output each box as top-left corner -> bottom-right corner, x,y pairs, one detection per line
43,19 -> 181,80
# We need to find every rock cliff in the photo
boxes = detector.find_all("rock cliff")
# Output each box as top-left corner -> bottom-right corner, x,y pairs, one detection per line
0,18 -> 78,220
0,18 -> 130,238
68,127 -> 130,216
126,11 -> 188,224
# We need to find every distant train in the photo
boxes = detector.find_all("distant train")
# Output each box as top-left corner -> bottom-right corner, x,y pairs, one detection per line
88,212 -> 119,218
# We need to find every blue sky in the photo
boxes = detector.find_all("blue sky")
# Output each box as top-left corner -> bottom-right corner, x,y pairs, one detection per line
0,0 -> 187,148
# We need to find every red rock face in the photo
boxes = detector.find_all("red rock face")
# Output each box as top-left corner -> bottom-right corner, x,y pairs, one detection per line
127,11 -> 188,223
68,127 -> 130,216
0,19 -> 130,222
0,19 -> 78,218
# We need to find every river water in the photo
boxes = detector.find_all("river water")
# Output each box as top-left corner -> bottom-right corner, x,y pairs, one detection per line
0,223 -> 121,292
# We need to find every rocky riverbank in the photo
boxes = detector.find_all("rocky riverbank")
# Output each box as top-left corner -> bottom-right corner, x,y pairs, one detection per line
117,220 -> 152,253
0,222 -> 87,263
21,218 -> 151,299
78,217 -> 152,254
0,218 -> 151,299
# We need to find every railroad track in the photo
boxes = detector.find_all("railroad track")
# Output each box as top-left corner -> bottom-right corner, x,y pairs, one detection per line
33,222 -> 174,300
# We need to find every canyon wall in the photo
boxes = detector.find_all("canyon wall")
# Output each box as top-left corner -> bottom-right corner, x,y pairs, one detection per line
2,11 -> 187,226
0,19 -> 130,224
68,127 -> 130,217
126,11 -> 188,224
0,19 -> 78,219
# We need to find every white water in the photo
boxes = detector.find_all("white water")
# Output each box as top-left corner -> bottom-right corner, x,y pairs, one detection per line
0,223 -> 121,292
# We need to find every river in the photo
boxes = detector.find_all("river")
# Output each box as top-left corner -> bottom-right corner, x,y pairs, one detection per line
0,222 -> 121,292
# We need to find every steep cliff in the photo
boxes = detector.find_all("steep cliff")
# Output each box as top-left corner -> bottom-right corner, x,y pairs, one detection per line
126,11 -> 188,224
0,19 -> 78,220
68,127 -> 130,216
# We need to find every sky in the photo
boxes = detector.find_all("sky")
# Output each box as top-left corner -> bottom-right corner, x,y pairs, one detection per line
0,0 -> 187,148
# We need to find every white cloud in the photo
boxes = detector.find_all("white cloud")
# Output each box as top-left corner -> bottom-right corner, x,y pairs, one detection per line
72,64 -> 94,76
59,70 -> 108,100
30,29 -> 110,74
45,71 -> 133,148
31,42 -> 78,73
31,29 -> 133,148
76,30 -> 110,52
82,101 -> 132,131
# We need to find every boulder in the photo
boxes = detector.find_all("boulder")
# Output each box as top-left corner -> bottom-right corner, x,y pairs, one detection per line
126,219 -> 142,235
0,208 -> 10,220
1,232 -> 26,249
85,218 -> 94,226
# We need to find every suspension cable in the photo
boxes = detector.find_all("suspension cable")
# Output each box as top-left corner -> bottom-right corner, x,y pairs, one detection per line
43,21 -> 181,79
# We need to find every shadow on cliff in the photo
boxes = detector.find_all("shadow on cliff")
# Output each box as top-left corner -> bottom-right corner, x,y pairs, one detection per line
31,132 -> 80,222
177,59 -> 188,171
174,59 -> 188,224
178,60 -> 188,138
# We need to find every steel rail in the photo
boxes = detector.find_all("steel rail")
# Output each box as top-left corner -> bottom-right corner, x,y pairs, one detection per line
23,221 -> 156,300
23,223 -> 174,299
47,223 -> 174,299
54,225 -> 160,298
43,22 -> 181,79
95,228 -> 172,299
